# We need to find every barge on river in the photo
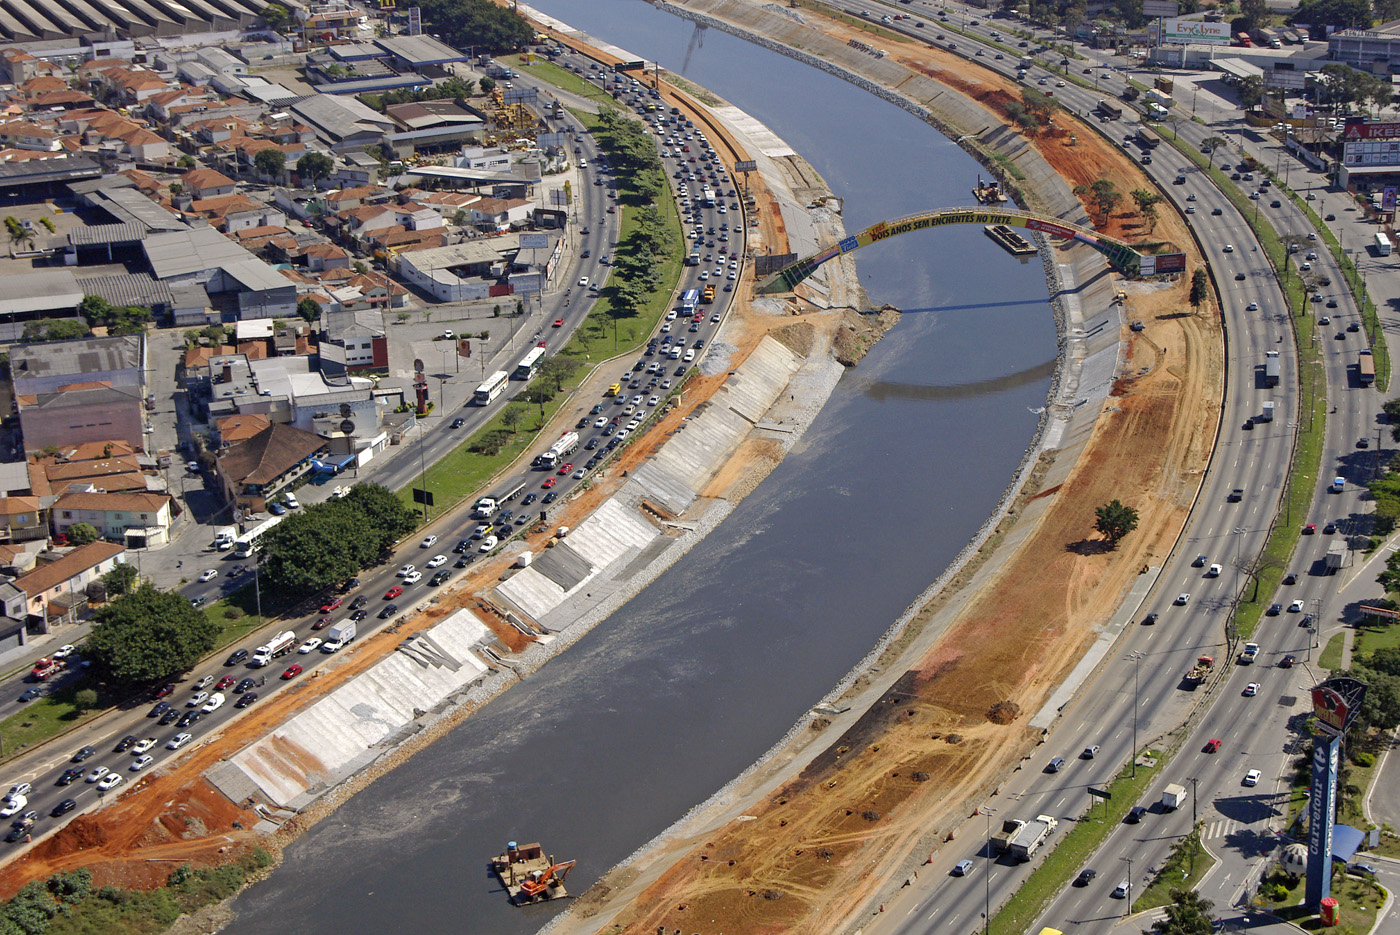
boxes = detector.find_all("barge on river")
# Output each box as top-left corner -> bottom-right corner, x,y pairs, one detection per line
492,841 -> 576,905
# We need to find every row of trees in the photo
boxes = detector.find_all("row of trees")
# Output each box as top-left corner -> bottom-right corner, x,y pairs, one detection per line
415,0 -> 533,52
362,76 -> 477,113
252,148 -> 335,186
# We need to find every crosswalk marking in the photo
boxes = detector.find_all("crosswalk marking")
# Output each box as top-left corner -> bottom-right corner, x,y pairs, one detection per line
1204,819 -> 1239,840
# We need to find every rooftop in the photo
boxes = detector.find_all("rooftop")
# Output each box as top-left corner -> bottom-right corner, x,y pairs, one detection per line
143,226 -> 257,280
0,270 -> 83,316
398,240 -> 504,270
218,422 -> 327,487
15,541 -> 126,601
11,333 -> 143,383
373,34 -> 467,65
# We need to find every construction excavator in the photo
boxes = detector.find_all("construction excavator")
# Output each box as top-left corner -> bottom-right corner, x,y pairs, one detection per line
517,859 -> 577,902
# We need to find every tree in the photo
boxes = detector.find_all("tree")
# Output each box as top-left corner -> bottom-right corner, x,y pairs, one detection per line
500,405 -> 522,434
259,506 -> 381,597
296,296 -> 322,325
168,181 -> 183,196
1296,0 -> 1371,29
72,688 -> 99,712
1073,179 -> 1122,223
1189,268 -> 1210,310
1150,887 -> 1214,935
1131,188 -> 1163,232
102,563 -> 138,597
1201,136 -> 1226,155
1094,499 -> 1139,547
297,151 -> 335,186
254,148 -> 286,181
415,0 -> 534,50
538,356 -> 580,394
1239,0 -> 1269,29
84,584 -> 220,687
480,76 -> 495,94
65,523 -> 99,545
1237,75 -> 1265,111
260,0 -> 291,30
340,482 -> 420,547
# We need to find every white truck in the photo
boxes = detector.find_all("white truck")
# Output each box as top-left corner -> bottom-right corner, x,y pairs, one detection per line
251,631 -> 297,667
1008,814 -> 1058,861
1240,641 -> 1259,664
1258,400 -> 1275,423
1161,783 -> 1188,811
322,621 -> 357,653
1326,540 -> 1346,574
1264,351 -> 1280,387
537,431 -> 580,469
213,526 -> 237,551
473,497 -> 499,519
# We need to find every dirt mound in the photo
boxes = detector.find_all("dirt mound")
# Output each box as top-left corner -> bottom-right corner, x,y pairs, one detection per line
986,701 -> 1021,724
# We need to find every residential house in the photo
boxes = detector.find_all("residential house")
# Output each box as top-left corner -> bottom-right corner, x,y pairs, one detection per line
214,413 -> 272,447
0,121 -> 61,152
182,167 -> 237,199
0,497 -> 46,544
327,271 -> 407,312
320,307 -> 387,371
10,540 -> 127,630
190,193 -> 287,233
51,489 -> 175,547
320,186 -> 393,213
302,242 -> 350,272
470,195 -> 534,231
216,422 -> 327,514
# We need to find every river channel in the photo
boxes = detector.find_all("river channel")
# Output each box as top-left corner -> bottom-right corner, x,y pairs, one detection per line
229,3 -> 1060,932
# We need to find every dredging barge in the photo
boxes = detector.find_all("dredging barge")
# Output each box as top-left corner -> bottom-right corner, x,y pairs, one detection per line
492,841 -> 576,905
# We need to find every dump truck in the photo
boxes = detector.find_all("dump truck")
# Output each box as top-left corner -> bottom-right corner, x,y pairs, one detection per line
1186,655 -> 1214,686
1240,642 -> 1259,664
1009,814 -> 1058,861
1161,783 -> 1188,810
251,631 -> 297,667
701,283 -> 716,304
1326,540 -> 1346,573
1264,350 -> 1280,387
991,818 -> 1026,853
1154,76 -> 1175,94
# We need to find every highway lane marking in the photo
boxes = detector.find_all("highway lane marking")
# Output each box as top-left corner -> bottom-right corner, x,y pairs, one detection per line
1055,795 -> 1066,808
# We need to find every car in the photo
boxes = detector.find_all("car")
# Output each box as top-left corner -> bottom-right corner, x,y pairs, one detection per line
214,676 -> 236,692
1112,880 -> 1131,899
1349,863 -> 1379,876
1142,612 -> 1158,626
1174,593 -> 1190,605
542,477 -> 556,488
1319,315 -> 1331,325
1243,683 -> 1259,697
430,570 -> 452,587
97,773 -> 123,791
298,638 -> 322,654
1246,302 -> 1258,311
1349,321 -> 1361,332
198,569 -> 218,583
5,782 -> 31,801
1243,769 -> 1261,787
1205,738 -> 1222,753
192,675 -> 215,691
51,798 -> 77,818
166,733 -> 192,750
51,644 -> 75,659
557,462 -> 574,475
1223,244 -> 1234,253
57,767 -> 83,786
235,692 -> 259,708
543,492 -> 557,504
578,276 -> 588,287
1082,745 -> 1100,759
72,745 -> 96,763
1046,756 -> 1066,773
384,585 -> 403,600
234,677 -> 255,694
225,648 -> 250,667
319,597 -> 343,614
178,710 -> 202,728
952,859 -> 974,876
158,709 -> 180,726
397,564 -> 416,577
281,664 -> 302,680
479,535 -> 499,552
1075,869 -> 1098,887
420,535 -> 438,549
1303,523 -> 1316,535
350,595 -> 368,610
312,615 -> 333,631
268,502 -> 287,516
1280,655 -> 1295,668
1206,564 -> 1222,577
1289,599 -> 1305,612
130,754 -> 154,772
84,767 -> 109,783
283,493 -> 299,510
1323,521 -> 1336,534
426,554 -> 448,568
1212,207 -> 1223,216
186,692 -> 208,708
1191,554 -> 1207,567
378,604 -> 399,619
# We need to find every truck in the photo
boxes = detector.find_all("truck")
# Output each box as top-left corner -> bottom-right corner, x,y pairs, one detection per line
1258,400 -> 1275,423
473,496 -> 499,518
30,657 -> 64,681
991,818 -> 1026,853
1008,814 -> 1058,861
1161,783 -> 1188,811
701,283 -> 716,304
251,631 -> 297,667
1326,540 -> 1346,573
1153,76 -> 1175,94
1020,55 -> 1034,69
1186,655 -> 1214,686
1240,641 -> 1259,664
1359,349 -> 1376,385
322,621 -> 357,652
1264,350 -> 1280,387
1251,27 -> 1281,48
1096,99 -> 1123,120
213,526 -> 237,551
538,431 -> 580,469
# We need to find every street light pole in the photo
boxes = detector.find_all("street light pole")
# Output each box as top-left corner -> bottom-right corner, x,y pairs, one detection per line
983,805 -> 997,935
1120,855 -> 1133,915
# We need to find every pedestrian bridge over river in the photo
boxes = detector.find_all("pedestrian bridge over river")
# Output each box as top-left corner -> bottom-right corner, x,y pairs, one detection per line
755,207 -> 1153,295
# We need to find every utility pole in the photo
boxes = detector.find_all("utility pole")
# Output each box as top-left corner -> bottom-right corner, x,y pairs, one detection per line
1189,777 -> 1200,875
1119,855 -> 1133,915
1127,651 -> 1143,777
983,805 -> 997,935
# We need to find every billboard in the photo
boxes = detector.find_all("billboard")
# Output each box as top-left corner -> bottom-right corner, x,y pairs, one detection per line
1153,252 -> 1187,274
1143,0 -> 1179,15
1311,676 -> 1367,736
1344,119 -> 1400,140
1386,187 -> 1399,211
1306,732 -> 1340,907
1159,18 -> 1231,45
518,233 -> 548,249
407,6 -> 421,36
734,160 -> 758,173
502,86 -> 538,105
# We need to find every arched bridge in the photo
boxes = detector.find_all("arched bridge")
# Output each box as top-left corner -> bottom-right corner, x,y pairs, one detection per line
755,208 -> 1147,295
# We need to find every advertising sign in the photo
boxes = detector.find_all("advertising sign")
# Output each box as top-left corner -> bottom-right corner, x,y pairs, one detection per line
503,86 -> 538,105
1361,603 -> 1400,620
549,188 -> 569,206
1143,0 -> 1179,15
1306,733 -> 1341,907
1344,119 -> 1400,140
1311,676 -> 1368,736
1153,252 -> 1187,273
519,233 -> 548,249
1386,188 -> 1399,211
457,339 -> 471,358
407,6 -> 421,36
1139,255 -> 1157,277
1159,18 -> 1231,45
735,160 -> 758,173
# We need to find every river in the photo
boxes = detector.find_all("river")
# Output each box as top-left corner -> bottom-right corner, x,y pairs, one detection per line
229,3 -> 1059,932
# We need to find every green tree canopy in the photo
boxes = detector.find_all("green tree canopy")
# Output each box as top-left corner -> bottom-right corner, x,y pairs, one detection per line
260,0 -> 291,30
65,523 -> 99,545
85,583 -> 220,687
297,151 -> 335,185
101,562 -> 139,597
1094,499 -> 1140,547
1189,268 -> 1210,310
416,0 -> 533,52
1295,0 -> 1371,29
254,148 -> 286,180
1150,887 -> 1214,935
296,296 -> 322,325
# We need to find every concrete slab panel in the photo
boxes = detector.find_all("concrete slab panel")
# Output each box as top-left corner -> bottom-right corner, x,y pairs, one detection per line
530,541 -> 593,591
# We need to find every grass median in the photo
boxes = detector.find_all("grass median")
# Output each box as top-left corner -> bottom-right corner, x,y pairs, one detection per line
511,56 -> 613,108
1132,828 -> 1213,911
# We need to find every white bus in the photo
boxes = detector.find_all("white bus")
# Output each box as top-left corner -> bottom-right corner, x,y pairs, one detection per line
513,346 -> 545,380
1375,232 -> 1393,256
474,370 -> 510,405
233,514 -> 284,559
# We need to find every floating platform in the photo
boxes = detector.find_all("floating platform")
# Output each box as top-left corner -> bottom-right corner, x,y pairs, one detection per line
984,224 -> 1037,257
492,841 -> 576,906
973,182 -> 1008,204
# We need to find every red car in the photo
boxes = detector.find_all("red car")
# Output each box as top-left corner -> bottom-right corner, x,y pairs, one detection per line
1204,738 -> 1222,753
557,463 -> 573,475
312,615 -> 333,630
384,585 -> 404,600
215,676 -> 237,690
1303,523 -> 1317,535
320,597 -> 343,613
281,664 -> 302,680
553,318 -> 565,328
542,477 -> 556,488
153,683 -> 175,699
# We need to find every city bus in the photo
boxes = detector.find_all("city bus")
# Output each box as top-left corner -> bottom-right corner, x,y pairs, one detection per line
474,370 -> 510,405
233,514 -> 284,559
1137,126 -> 1161,148
513,346 -> 545,381
680,288 -> 700,313
1359,349 -> 1375,385
1374,232 -> 1392,256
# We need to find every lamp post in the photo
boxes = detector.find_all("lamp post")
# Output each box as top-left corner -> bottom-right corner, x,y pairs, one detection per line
983,805 -> 997,935
1119,855 -> 1133,916
1188,777 -> 1200,875
1127,651 -> 1143,777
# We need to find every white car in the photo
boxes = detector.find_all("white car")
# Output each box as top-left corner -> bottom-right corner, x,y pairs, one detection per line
402,571 -> 423,585
420,535 -> 438,548
0,795 -> 26,817
1223,244 -> 1234,253
648,396 -> 659,406
129,754 -> 154,771
425,554 -> 448,569
1243,769 -> 1262,787
1246,302 -> 1258,311
573,469 -> 586,479
298,638 -> 322,654
166,733 -> 192,750
397,564 -> 416,577
201,692 -> 225,713
199,569 -> 218,583
85,767 -> 108,783
578,276 -> 589,287
478,535 -> 498,552
1174,593 -> 1190,605
51,644 -> 76,659
1206,564 -> 1222,577
1289,599 -> 1305,612
1243,683 -> 1259,696
187,692 -> 209,708
97,773 -> 124,791
594,416 -> 607,427
131,738 -> 156,754
283,493 -> 300,510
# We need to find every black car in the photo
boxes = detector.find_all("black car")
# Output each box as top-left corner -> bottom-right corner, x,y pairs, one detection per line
430,571 -> 451,587
1142,613 -> 1158,626
148,701 -> 170,718
350,609 -> 368,621
1283,573 -> 1298,585
1267,603 -> 1283,616
1211,207 -> 1223,216
542,492 -> 558,504
451,418 -> 465,429
177,710 -> 202,728
453,540 -> 470,553
1191,554 -> 1207,567
378,604 -> 399,619
1126,806 -> 1148,823
590,404 -> 603,414
585,438 -> 600,450
225,648 -> 249,666
498,509 -> 514,524
454,556 -> 472,569
51,799 -> 76,818
496,524 -> 513,537
522,493 -> 538,506
235,692 -> 259,709
350,595 -> 368,609
341,577 -> 360,592
1323,522 -> 1336,534
72,745 -> 96,762
1074,869 -> 1097,886
114,735 -> 138,753
158,709 -> 180,726
234,678 -> 256,694
56,768 -> 83,786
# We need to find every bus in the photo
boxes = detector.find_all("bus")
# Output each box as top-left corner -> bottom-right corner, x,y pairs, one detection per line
233,514 -> 285,559
680,288 -> 700,313
701,186 -> 716,206
1136,126 -> 1160,149
1374,232 -> 1392,256
1359,349 -> 1375,385
513,346 -> 545,380
474,370 -> 510,405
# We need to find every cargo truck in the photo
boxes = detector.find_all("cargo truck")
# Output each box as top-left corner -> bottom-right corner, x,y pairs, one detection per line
1161,783 -> 1188,810
213,526 -> 237,551
1326,540 -> 1346,573
1258,400 -> 1275,422
473,496 -> 499,519
30,657 -> 64,681
1264,350 -> 1280,387
538,431 -> 580,469
701,284 -> 716,304
251,631 -> 297,667
1186,655 -> 1214,686
1009,814 -> 1058,861
1240,642 -> 1259,664
1359,349 -> 1376,385
322,621 -> 356,652
1153,76 -> 1175,94
991,818 -> 1026,853
1251,27 -> 1281,48
1097,99 -> 1123,120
